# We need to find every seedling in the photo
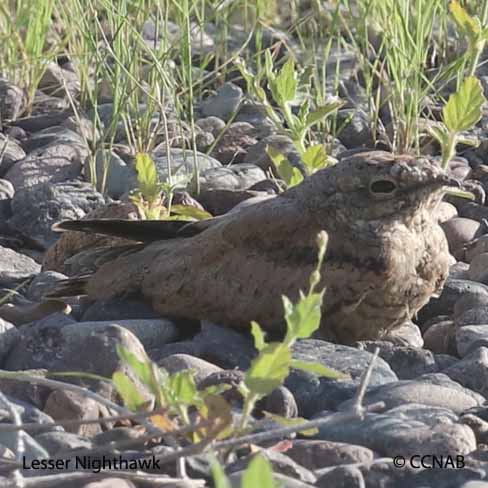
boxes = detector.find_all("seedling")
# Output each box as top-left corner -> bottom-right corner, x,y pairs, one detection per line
428,76 -> 485,169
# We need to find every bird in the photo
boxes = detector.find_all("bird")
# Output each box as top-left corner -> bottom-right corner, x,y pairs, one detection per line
47,150 -> 459,344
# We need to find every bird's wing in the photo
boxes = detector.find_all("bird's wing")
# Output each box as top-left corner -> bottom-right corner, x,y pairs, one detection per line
52,218 -> 215,242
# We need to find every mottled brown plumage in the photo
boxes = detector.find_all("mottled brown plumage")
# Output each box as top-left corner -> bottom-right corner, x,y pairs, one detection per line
48,151 -> 458,343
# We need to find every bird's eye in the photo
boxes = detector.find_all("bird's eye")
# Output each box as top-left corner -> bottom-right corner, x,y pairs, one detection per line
369,179 -> 398,196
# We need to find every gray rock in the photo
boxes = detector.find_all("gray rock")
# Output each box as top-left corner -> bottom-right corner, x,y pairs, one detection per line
152,146 -> 221,186
316,466 -> 365,488
199,163 -> 266,191
60,319 -> 179,351
0,79 -> 26,121
34,431 -> 93,455
21,126 -> 84,153
32,91 -> 68,114
362,460 -> 483,488
436,201 -> 458,223
93,427 -> 145,448
44,389 -> 102,437
336,109 -> 374,148
285,340 -> 397,416
456,306 -> 488,327
159,353 -> 222,384
339,374 -> 484,413
315,411 -> 476,457
37,62 -> 80,98
468,253 -> 488,283
419,279 -> 488,323
5,323 -> 150,382
0,318 -> 20,364
82,479 -> 137,488
9,110 -> 73,133
80,298 -> 160,322
0,179 -> 14,200
423,320 -> 456,355
358,342 -> 437,379
5,142 -> 87,191
235,102 -> 276,137
1,429 -> 49,463
201,82 -> 243,121
0,134 -> 25,176
285,439 -> 374,470
441,218 -> 482,259
385,403 -> 459,426
457,326 -> 488,357
9,181 -> 105,247
450,261 -> 470,279
257,385 -> 298,419
382,320 -> 423,347
26,271 -> 68,301
210,122 -> 258,164
196,116 -> 225,136
0,246 -> 40,275
84,150 -> 136,199
244,135 -> 301,172
466,234 -> 488,263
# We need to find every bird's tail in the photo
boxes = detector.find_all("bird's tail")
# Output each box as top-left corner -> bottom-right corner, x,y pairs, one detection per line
44,276 -> 90,298
52,218 -> 202,242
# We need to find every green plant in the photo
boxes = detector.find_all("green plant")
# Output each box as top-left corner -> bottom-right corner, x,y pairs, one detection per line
129,152 -> 212,221
450,0 -> 488,78
428,76 -> 485,169
211,453 -> 277,488
0,0 -> 56,113
237,51 -> 343,155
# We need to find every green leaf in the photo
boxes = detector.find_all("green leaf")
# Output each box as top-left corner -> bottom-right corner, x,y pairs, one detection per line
283,291 -> 324,342
168,370 -> 199,406
301,144 -> 329,175
170,204 -> 213,221
442,76 -> 485,132
112,371 -> 148,411
245,343 -> 291,396
267,146 -> 303,188
445,188 -> 475,200
427,124 -> 449,146
275,57 -> 297,104
210,457 -> 231,488
290,359 -> 344,379
242,455 -> 276,488
251,321 -> 266,351
449,0 -> 481,40
264,413 -> 318,436
116,345 -> 153,386
135,153 -> 160,201
305,99 -> 343,128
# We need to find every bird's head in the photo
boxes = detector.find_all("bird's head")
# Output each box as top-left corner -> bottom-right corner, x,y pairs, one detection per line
296,151 -> 461,231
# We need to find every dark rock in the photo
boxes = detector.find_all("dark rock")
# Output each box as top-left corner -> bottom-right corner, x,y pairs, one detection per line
201,82 -> 243,121
418,279 -> 488,324
0,79 -> 26,121
80,298 -> 160,322
285,439 -> 373,470
358,342 -> 437,379
210,122 -> 258,164
338,373 -> 484,413
9,181 -> 105,247
285,340 -> 397,416
5,142 -> 87,191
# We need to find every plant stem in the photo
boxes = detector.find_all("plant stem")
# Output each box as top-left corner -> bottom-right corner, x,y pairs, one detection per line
468,0 -> 488,77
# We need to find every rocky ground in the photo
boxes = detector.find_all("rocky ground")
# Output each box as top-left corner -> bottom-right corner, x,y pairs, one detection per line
4,16 -> 488,488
